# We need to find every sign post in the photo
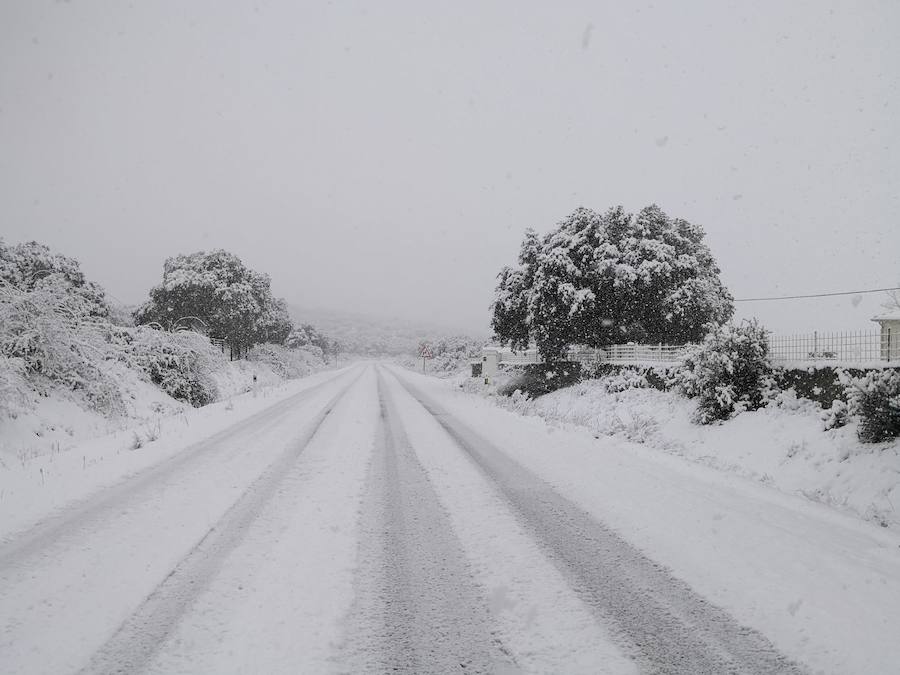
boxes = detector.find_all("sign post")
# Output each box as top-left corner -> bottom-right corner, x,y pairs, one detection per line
418,342 -> 433,374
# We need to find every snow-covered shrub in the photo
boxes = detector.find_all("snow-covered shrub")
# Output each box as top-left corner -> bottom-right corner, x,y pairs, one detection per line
0,239 -> 109,317
412,335 -> 483,377
117,327 -> 224,407
497,363 -> 582,397
773,387 -> 803,411
850,370 -> 900,443
0,276 -> 125,416
609,409 -> 659,444
246,343 -> 319,379
600,368 -> 650,393
0,355 -> 32,418
673,320 -> 774,424
583,362 -> 673,392
506,388 -> 534,415
822,399 -> 850,431
775,365 -> 851,409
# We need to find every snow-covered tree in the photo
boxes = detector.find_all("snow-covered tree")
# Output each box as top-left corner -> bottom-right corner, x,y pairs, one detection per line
285,323 -> 338,356
491,205 -> 734,361
0,239 -> 109,317
134,250 -> 293,356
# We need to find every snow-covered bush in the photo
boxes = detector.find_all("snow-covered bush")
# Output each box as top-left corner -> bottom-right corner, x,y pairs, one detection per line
115,327 -> 224,407
497,363 -> 583,397
673,320 -> 774,424
599,368 -> 650,393
0,272 -> 226,412
582,363 -> 673,392
609,408 -> 659,444
0,276 -> 125,416
0,355 -> 32,418
428,348 -> 479,376
850,369 -> 900,443
0,239 -> 109,317
246,343 -> 320,379
821,399 -> 850,431
401,335 -> 483,378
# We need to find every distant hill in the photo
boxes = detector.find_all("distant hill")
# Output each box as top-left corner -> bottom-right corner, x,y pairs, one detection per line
288,305 -> 486,356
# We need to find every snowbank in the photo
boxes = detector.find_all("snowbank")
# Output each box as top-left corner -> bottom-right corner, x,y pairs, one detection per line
0,366 -> 348,541
465,377 -> 900,531
0,352 -> 320,464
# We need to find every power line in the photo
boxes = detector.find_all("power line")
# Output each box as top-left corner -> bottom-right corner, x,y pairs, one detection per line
734,286 -> 900,302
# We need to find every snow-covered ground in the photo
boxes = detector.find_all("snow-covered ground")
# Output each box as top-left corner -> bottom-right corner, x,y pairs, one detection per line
407,368 -> 900,674
0,354 -> 316,463
0,365 -> 347,542
464,375 -> 900,531
2,362 -> 899,674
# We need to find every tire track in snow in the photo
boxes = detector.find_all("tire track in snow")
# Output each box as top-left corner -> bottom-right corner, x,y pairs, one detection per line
389,369 -> 807,675
76,369 -> 366,675
337,371 -> 513,674
0,366 -> 357,567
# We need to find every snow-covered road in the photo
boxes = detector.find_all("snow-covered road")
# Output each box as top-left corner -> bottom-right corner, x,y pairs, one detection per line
2,363 -> 899,674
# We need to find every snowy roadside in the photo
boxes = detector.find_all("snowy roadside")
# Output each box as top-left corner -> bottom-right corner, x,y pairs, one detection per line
392,367 -> 900,674
459,373 -> 900,531
0,365 -> 350,542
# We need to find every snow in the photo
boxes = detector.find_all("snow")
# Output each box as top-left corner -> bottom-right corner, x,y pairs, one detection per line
141,368 -> 377,674
381,372 -> 637,673
0,365 -> 346,542
3,360 -> 899,673
0,366 -> 359,674
405,368 -> 900,674
478,377 -> 900,530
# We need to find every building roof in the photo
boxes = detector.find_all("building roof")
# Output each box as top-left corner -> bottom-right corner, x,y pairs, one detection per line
872,311 -> 900,322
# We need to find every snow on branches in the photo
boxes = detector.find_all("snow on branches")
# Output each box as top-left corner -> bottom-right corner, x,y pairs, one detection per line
0,239 -> 109,318
491,205 -> 734,361
673,320 -> 775,424
133,249 -> 293,355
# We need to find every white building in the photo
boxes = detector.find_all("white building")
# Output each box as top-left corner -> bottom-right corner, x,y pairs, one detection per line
872,311 -> 900,362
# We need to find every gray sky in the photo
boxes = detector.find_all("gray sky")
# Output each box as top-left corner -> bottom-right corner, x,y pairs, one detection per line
2,0 -> 898,335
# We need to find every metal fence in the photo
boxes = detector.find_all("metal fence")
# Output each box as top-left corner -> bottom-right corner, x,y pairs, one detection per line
489,331 -> 897,368
768,330 -> 894,364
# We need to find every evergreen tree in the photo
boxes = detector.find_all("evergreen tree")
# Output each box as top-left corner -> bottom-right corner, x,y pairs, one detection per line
134,249 -> 293,356
491,205 -> 733,361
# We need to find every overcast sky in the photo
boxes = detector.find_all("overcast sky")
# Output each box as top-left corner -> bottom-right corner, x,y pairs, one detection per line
2,1 -> 898,335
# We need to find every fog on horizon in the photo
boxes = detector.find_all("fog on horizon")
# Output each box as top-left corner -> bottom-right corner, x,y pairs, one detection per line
1,1 -> 898,336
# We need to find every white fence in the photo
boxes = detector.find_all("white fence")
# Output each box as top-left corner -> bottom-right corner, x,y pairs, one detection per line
485,343 -> 688,370
593,343 -> 688,364
481,331 -> 897,379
